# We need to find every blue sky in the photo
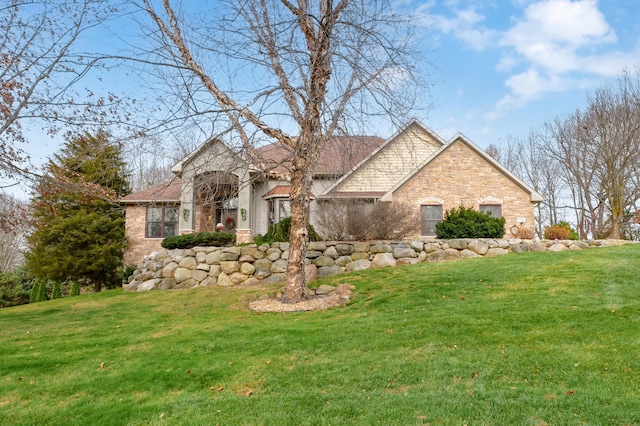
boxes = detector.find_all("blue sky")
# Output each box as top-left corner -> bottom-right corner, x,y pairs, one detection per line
405,0 -> 640,146
15,0 -> 640,186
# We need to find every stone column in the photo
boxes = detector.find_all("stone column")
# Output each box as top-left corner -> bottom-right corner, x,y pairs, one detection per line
236,170 -> 252,243
179,170 -> 196,234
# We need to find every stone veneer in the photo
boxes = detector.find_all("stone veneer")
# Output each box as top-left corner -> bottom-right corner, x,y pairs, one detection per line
392,140 -> 535,234
124,238 -> 608,292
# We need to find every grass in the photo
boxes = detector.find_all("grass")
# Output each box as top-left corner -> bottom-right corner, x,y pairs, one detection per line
1,245 -> 639,425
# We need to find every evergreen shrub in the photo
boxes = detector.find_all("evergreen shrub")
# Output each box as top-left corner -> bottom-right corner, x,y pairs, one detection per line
70,281 -> 80,296
253,217 -> 322,245
51,282 -> 62,299
161,231 -> 236,250
436,206 -> 506,239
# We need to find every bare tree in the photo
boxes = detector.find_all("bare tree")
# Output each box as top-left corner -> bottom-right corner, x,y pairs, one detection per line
0,194 -> 29,272
537,69 -> 640,239
0,0 -> 127,187
582,70 -> 640,239
137,0 -> 425,303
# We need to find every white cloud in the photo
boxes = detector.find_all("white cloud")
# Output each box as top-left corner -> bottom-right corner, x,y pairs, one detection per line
425,5 -> 499,51
486,0 -> 638,120
501,0 -> 617,72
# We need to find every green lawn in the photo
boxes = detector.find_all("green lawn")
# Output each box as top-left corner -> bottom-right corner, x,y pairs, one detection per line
1,244 -> 639,425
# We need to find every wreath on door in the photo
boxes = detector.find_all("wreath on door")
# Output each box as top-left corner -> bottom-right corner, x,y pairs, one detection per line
225,217 -> 235,229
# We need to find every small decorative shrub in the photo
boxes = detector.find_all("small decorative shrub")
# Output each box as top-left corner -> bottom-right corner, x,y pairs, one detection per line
544,223 -> 573,240
254,217 -> 322,245
122,264 -> 137,283
51,282 -> 62,300
29,281 -> 39,304
70,281 -> 80,296
161,231 -> 236,250
36,280 -> 48,302
436,206 -> 506,239
517,227 -> 537,239
557,221 -> 579,240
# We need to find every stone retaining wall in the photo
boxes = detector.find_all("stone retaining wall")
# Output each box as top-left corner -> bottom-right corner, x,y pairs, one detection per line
124,238 -> 614,292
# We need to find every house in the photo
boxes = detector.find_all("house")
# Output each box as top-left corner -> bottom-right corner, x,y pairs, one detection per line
121,120 -> 542,265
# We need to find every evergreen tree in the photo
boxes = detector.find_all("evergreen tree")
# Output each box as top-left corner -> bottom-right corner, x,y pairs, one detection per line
36,281 -> 48,302
70,281 -> 80,296
51,282 -> 62,300
29,281 -> 39,304
26,131 -> 130,292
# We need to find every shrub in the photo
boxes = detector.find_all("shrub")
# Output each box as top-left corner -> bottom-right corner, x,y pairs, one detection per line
37,280 -> 49,302
316,200 -> 418,240
122,264 -> 137,283
70,281 -> 80,296
161,231 -> 236,250
1,267 -> 34,307
436,206 -> 506,239
29,281 -> 39,304
517,227 -> 537,239
51,282 -> 62,300
557,221 -> 579,240
254,217 -> 322,245
544,222 -> 575,240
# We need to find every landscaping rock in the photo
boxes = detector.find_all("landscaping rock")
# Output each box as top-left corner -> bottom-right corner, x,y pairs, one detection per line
371,252 -> 396,268
345,259 -> 371,272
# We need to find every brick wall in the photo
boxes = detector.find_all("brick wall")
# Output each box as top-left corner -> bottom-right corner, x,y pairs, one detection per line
392,139 -> 536,236
124,205 -> 164,265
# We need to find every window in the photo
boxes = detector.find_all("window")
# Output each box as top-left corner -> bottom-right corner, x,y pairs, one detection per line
279,200 -> 291,220
480,204 -> 502,218
421,205 -> 442,236
146,205 -> 179,238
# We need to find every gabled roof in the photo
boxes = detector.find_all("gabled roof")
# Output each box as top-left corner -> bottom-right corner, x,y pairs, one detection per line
171,137 -> 251,176
120,179 -> 181,204
322,119 -> 446,197
380,133 -> 543,203
255,135 -> 384,176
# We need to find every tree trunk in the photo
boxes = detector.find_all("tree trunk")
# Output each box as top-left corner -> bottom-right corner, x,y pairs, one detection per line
282,160 -> 313,304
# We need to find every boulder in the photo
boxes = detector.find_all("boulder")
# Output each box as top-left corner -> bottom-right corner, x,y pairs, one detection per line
335,256 -> 352,267
315,284 -> 336,295
254,268 -> 272,280
336,243 -> 353,256
271,259 -> 288,273
266,273 -> 287,284
371,252 -> 396,268
308,241 -> 327,251
370,243 -> 392,253
178,256 -> 197,269
192,269 -> 209,283
486,247 -> 508,257
393,247 -> 417,258
240,262 -> 256,275
216,272 -> 233,286
318,265 -> 344,277
460,249 -> 481,259
174,267 -> 192,283
162,262 -> 179,278
220,261 -> 240,274
447,239 -> 467,250
138,278 -> 159,292
313,256 -> 336,267
345,259 -> 371,272
305,264 -> 318,282
467,240 -> 488,255
323,246 -> 339,259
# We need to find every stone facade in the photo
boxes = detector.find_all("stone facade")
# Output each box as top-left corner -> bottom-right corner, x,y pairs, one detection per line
392,138 -> 535,236
124,238 -> 605,292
